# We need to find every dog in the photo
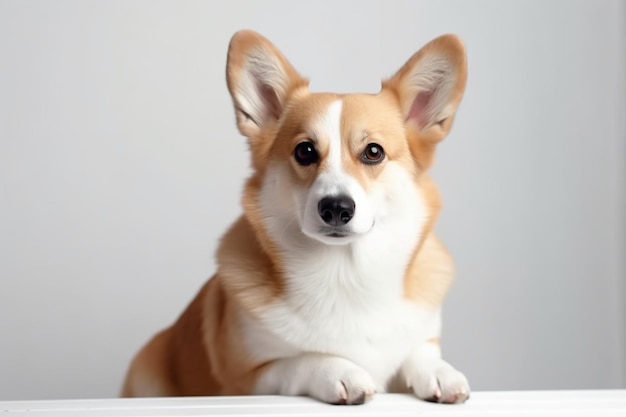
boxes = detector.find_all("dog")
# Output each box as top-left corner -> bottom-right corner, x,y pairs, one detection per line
121,30 -> 469,405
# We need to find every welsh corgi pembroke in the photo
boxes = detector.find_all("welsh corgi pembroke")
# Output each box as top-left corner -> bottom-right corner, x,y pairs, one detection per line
122,30 -> 469,405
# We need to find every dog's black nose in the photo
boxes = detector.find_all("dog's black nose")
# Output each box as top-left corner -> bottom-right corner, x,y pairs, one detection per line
318,195 -> 355,226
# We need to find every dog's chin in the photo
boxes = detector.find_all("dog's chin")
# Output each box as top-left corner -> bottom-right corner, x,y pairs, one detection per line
310,233 -> 357,246
302,225 -> 373,246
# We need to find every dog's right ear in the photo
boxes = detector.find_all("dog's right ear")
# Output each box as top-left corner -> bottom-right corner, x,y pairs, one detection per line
226,30 -> 308,140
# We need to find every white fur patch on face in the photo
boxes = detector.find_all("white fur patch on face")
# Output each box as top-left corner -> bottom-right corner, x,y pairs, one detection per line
299,100 -> 374,245
323,100 -> 343,172
301,171 -> 375,244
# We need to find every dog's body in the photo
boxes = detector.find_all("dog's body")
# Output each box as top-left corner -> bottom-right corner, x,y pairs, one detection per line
122,30 -> 469,405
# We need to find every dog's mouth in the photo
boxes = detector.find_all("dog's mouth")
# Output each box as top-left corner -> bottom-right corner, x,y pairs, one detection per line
317,220 -> 375,240
319,227 -> 350,239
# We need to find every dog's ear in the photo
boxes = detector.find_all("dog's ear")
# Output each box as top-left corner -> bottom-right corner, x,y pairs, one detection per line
383,34 -> 467,143
226,30 -> 308,139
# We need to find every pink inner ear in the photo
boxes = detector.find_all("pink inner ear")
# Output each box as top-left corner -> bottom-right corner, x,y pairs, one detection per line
406,91 -> 432,128
259,83 -> 281,120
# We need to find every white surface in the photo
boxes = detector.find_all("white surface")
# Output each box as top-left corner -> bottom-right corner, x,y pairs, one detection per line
2,392 -> 626,416
0,0 -> 625,400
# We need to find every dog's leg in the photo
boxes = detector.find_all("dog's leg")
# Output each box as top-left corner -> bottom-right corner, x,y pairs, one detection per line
402,339 -> 470,404
254,353 -> 377,405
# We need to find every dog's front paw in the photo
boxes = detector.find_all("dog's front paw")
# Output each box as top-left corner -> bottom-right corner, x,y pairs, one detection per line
255,354 -> 378,405
408,361 -> 470,404
309,361 -> 377,405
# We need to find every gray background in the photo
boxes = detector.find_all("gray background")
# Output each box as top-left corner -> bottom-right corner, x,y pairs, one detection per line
0,0 -> 624,400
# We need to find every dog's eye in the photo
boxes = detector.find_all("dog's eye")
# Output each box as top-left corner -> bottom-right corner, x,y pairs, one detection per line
294,142 -> 319,166
361,143 -> 385,164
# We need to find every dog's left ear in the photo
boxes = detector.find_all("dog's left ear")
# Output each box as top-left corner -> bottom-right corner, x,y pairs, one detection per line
383,34 -> 467,143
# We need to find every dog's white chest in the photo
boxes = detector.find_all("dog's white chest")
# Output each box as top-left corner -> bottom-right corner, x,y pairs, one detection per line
244,241 -> 439,387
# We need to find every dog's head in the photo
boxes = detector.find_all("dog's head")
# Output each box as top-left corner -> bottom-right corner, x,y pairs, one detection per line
226,31 -> 466,247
